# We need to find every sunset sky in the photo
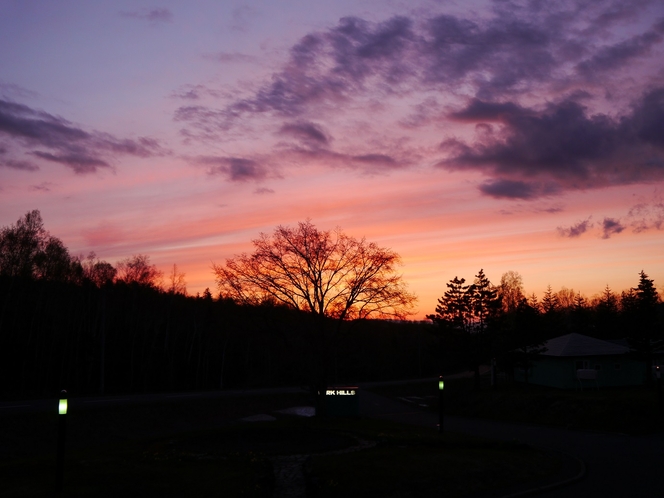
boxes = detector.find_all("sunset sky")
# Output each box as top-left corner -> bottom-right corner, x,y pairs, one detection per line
1,0 -> 663,318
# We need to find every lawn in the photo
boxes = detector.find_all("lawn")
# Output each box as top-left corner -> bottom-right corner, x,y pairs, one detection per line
305,418 -> 560,498
0,390 -> 563,497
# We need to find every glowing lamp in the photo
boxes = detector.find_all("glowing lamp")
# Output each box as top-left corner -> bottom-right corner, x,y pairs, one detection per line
56,390 -> 68,493
437,376 -> 445,434
59,391 -> 67,415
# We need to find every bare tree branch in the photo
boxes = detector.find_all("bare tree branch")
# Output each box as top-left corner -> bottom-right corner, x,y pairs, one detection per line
212,220 -> 417,320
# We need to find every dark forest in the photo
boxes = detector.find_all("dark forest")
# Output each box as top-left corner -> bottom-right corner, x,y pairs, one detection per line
1,210 -> 662,400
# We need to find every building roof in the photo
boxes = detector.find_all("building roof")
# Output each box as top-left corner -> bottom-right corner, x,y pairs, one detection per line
541,333 -> 630,357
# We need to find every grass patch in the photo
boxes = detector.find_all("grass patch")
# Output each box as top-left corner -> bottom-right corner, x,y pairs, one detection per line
1,439 -> 274,497
305,418 -> 560,498
0,391 -> 313,461
368,377 -> 664,434
0,394 -> 563,497
0,391 -> 312,496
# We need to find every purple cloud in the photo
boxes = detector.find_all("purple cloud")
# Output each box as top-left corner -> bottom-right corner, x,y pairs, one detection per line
277,121 -> 329,146
0,100 -> 89,144
176,15 -> 418,129
629,87 -> 664,148
186,7 -> 573,127
172,2 -> 664,194
557,218 -> 593,238
441,88 -> 664,198
196,156 -> 270,182
120,8 -> 173,23
557,199 -> 664,239
203,52 -> 255,64
29,182 -> 53,192
170,84 -> 226,101
601,217 -> 625,238
0,99 -> 167,173
423,13 -> 558,97
174,105 -> 232,133
448,100 -> 526,122
576,19 -> 664,76
174,3 -> 664,125
282,146 -> 406,173
0,82 -> 38,100
177,4 -> 663,133
399,97 -> 442,128
626,199 -> 664,232
479,179 -> 536,199
0,158 -> 39,171
31,151 -> 109,174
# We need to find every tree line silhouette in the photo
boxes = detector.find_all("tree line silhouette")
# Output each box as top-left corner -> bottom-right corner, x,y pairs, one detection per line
0,210 -> 662,399
428,268 -> 664,387
0,211 -> 432,399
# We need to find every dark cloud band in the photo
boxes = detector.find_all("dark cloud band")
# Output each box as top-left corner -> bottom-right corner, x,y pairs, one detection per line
0,99 -> 167,174
442,88 -> 664,198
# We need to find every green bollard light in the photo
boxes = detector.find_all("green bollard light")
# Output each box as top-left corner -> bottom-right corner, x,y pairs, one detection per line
438,376 -> 444,434
56,390 -> 67,493
59,398 -> 67,415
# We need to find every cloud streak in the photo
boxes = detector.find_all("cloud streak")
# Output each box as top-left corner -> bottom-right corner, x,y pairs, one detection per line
626,199 -> 664,232
203,52 -> 255,64
0,158 -> 39,171
0,99 -> 167,174
119,8 -> 173,24
557,196 -> 664,240
576,18 -> 664,77
277,121 -> 330,146
558,218 -> 593,238
195,156 -> 271,182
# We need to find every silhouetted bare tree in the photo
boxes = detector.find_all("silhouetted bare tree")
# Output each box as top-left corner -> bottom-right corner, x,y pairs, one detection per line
0,210 -> 81,282
82,252 -> 117,287
0,210 -> 48,278
116,254 -> 163,289
556,287 -> 577,310
499,270 -> 524,314
212,220 -> 416,321
213,220 -> 416,413
167,264 -> 187,295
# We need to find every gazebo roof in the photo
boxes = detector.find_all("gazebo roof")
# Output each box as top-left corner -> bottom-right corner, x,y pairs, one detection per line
541,333 -> 630,357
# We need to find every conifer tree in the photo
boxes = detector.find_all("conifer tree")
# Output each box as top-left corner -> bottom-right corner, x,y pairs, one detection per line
628,271 -> 662,382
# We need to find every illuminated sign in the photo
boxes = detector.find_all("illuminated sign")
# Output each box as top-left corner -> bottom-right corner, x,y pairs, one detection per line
325,386 -> 360,417
326,389 -> 357,396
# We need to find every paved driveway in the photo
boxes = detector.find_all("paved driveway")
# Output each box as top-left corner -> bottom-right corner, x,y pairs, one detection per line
360,389 -> 664,497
